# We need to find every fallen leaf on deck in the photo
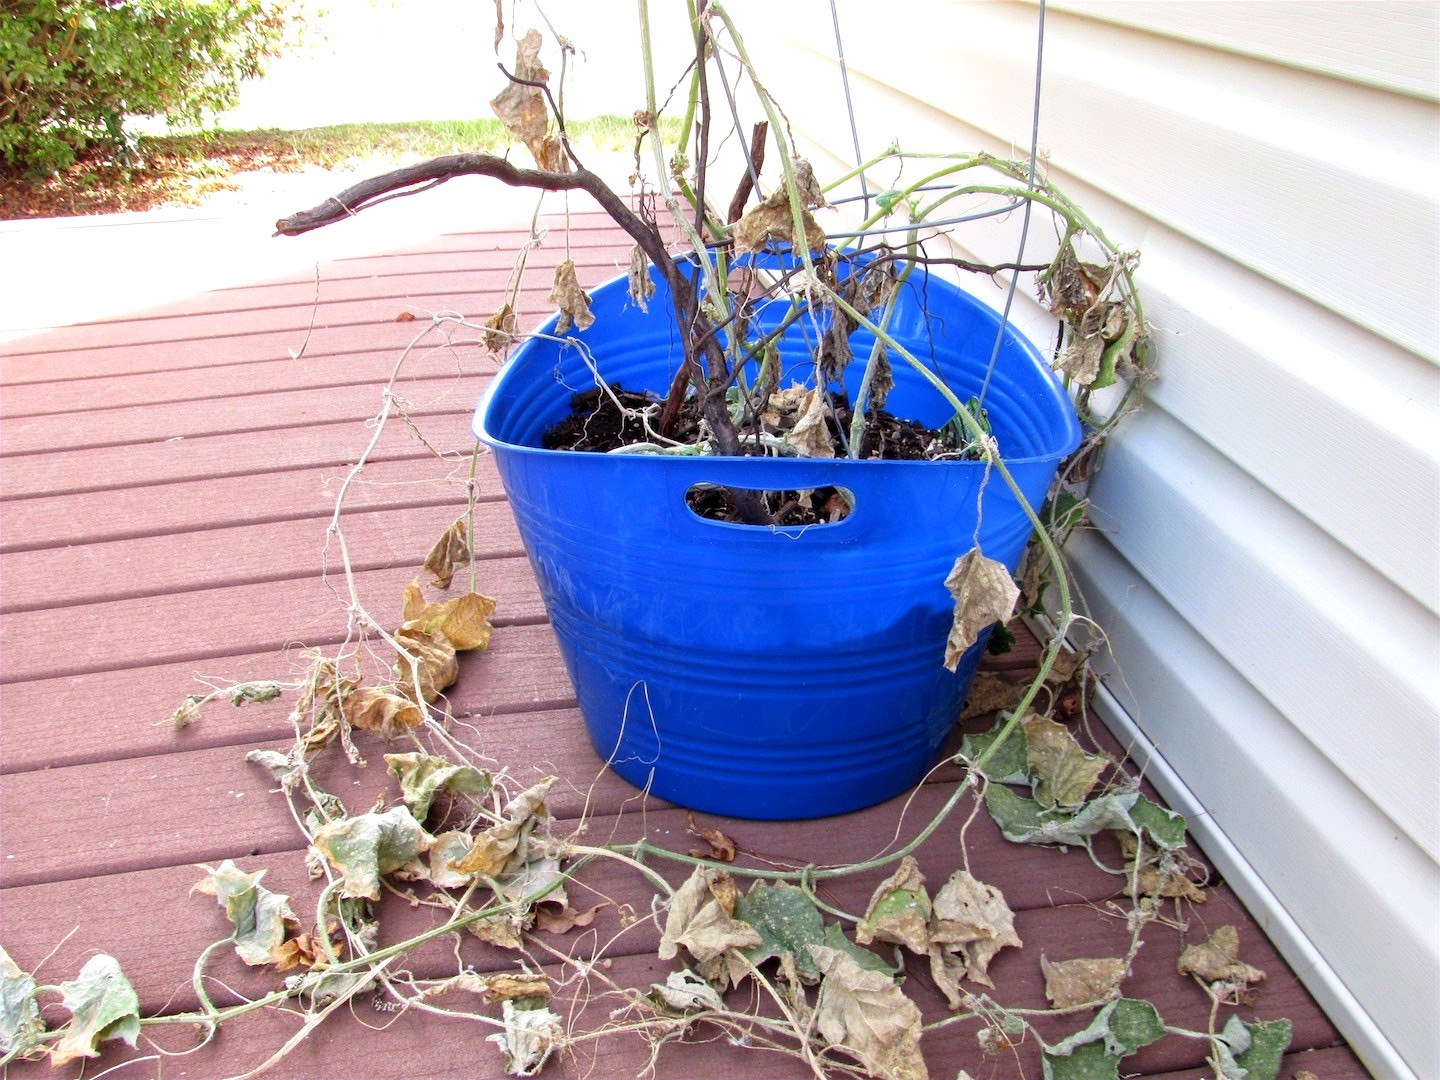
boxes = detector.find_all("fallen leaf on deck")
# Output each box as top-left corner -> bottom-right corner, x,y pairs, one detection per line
534,901 -> 607,934
49,955 -> 140,1066
959,716 -> 1030,784
482,973 -> 551,1004
811,945 -> 927,1080
944,550 -> 1020,671
1,946 -> 43,1059
271,929 -> 333,972
451,777 -> 556,879
312,806 -> 432,901
402,581 -> 497,652
658,865 -> 761,988
959,672 -> 1030,720
1041,997 -> 1165,1080
985,786 -> 1187,852
856,856 -> 931,955
1176,926 -> 1266,989
192,860 -> 299,966
735,881 -> 827,983
423,517 -> 470,590
385,752 -> 493,824
394,310 -> 418,322
1041,955 -> 1128,1007
549,259 -> 595,334
1214,1015 -> 1293,1080
393,625 -> 458,703
927,869 -> 1022,999
344,685 -> 425,739
652,968 -> 725,1013
1023,713 -> 1110,808
487,998 -> 562,1077
420,830 -> 476,888
686,812 -> 737,862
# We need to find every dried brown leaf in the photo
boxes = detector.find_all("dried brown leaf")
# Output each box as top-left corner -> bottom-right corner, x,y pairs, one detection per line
423,830 -> 475,889
734,193 -> 827,256
490,30 -> 568,172
470,914 -> 527,950
856,856 -> 931,955
1040,955 -> 1127,1007
658,866 -> 761,988
1058,333 -> 1104,386
959,672 -> 1030,721
1177,925 -> 1266,988
343,686 -> 425,740
393,626 -> 458,703
533,901 -> 608,934
483,303 -> 517,353
943,550 -> 1019,671
1022,713 -> 1109,808
450,777 -> 555,878
271,931 -> 333,973
627,245 -> 655,312
483,973 -> 551,1003
423,517 -> 470,589
789,388 -> 837,459
403,581 -> 497,651
812,945 -> 928,1080
549,259 -> 595,334
686,812 -> 737,862
928,870 -> 1022,999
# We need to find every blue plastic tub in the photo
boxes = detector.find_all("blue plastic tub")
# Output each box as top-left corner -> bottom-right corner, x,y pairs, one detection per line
475,254 -> 1080,819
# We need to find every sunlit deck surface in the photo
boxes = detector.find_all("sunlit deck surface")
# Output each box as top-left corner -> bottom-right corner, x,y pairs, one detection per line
0,202 -> 1366,1079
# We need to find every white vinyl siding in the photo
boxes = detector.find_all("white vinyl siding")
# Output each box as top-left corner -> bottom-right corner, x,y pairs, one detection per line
732,2 -> 1440,1077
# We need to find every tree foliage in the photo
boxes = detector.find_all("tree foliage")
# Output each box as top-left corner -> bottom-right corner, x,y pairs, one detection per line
0,0 -> 303,177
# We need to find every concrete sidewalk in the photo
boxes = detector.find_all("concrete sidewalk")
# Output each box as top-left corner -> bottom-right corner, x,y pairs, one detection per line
0,152 -> 643,346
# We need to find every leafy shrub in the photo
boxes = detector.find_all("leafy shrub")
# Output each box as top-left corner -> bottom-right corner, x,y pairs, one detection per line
0,0 -> 303,178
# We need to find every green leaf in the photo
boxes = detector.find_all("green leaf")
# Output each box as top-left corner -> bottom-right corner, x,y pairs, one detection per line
50,955 -> 140,1066
820,923 -> 896,976
384,752 -> 492,824
1128,795 -> 1188,851
984,782 -> 1051,840
735,881 -> 827,982
0,946 -> 44,1058
312,806 -> 433,900
960,717 -> 1030,784
1212,1014 -> 1292,1080
856,856 -> 931,954
192,860 -> 298,966
987,787 -> 1188,853
1042,998 -> 1165,1080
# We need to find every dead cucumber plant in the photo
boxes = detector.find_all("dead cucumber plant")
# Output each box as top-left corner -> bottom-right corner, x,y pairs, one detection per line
2,5 -> 1296,1080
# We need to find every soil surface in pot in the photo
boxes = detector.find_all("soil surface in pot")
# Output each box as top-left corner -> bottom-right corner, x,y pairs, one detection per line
542,383 -> 982,525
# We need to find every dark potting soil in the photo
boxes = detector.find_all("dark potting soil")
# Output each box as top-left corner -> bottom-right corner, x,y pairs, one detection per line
542,384 -> 972,525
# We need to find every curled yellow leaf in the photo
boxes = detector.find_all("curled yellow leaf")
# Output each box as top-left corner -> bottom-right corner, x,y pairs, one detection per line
403,581 -> 497,652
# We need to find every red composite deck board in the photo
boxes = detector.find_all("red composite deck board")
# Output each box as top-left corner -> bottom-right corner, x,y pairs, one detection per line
0,208 -> 1366,1078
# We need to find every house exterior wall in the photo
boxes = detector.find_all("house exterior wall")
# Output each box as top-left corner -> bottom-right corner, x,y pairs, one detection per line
730,2 -> 1440,1076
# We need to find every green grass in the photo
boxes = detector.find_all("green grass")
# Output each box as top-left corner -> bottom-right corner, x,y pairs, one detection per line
2,115 -> 683,219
